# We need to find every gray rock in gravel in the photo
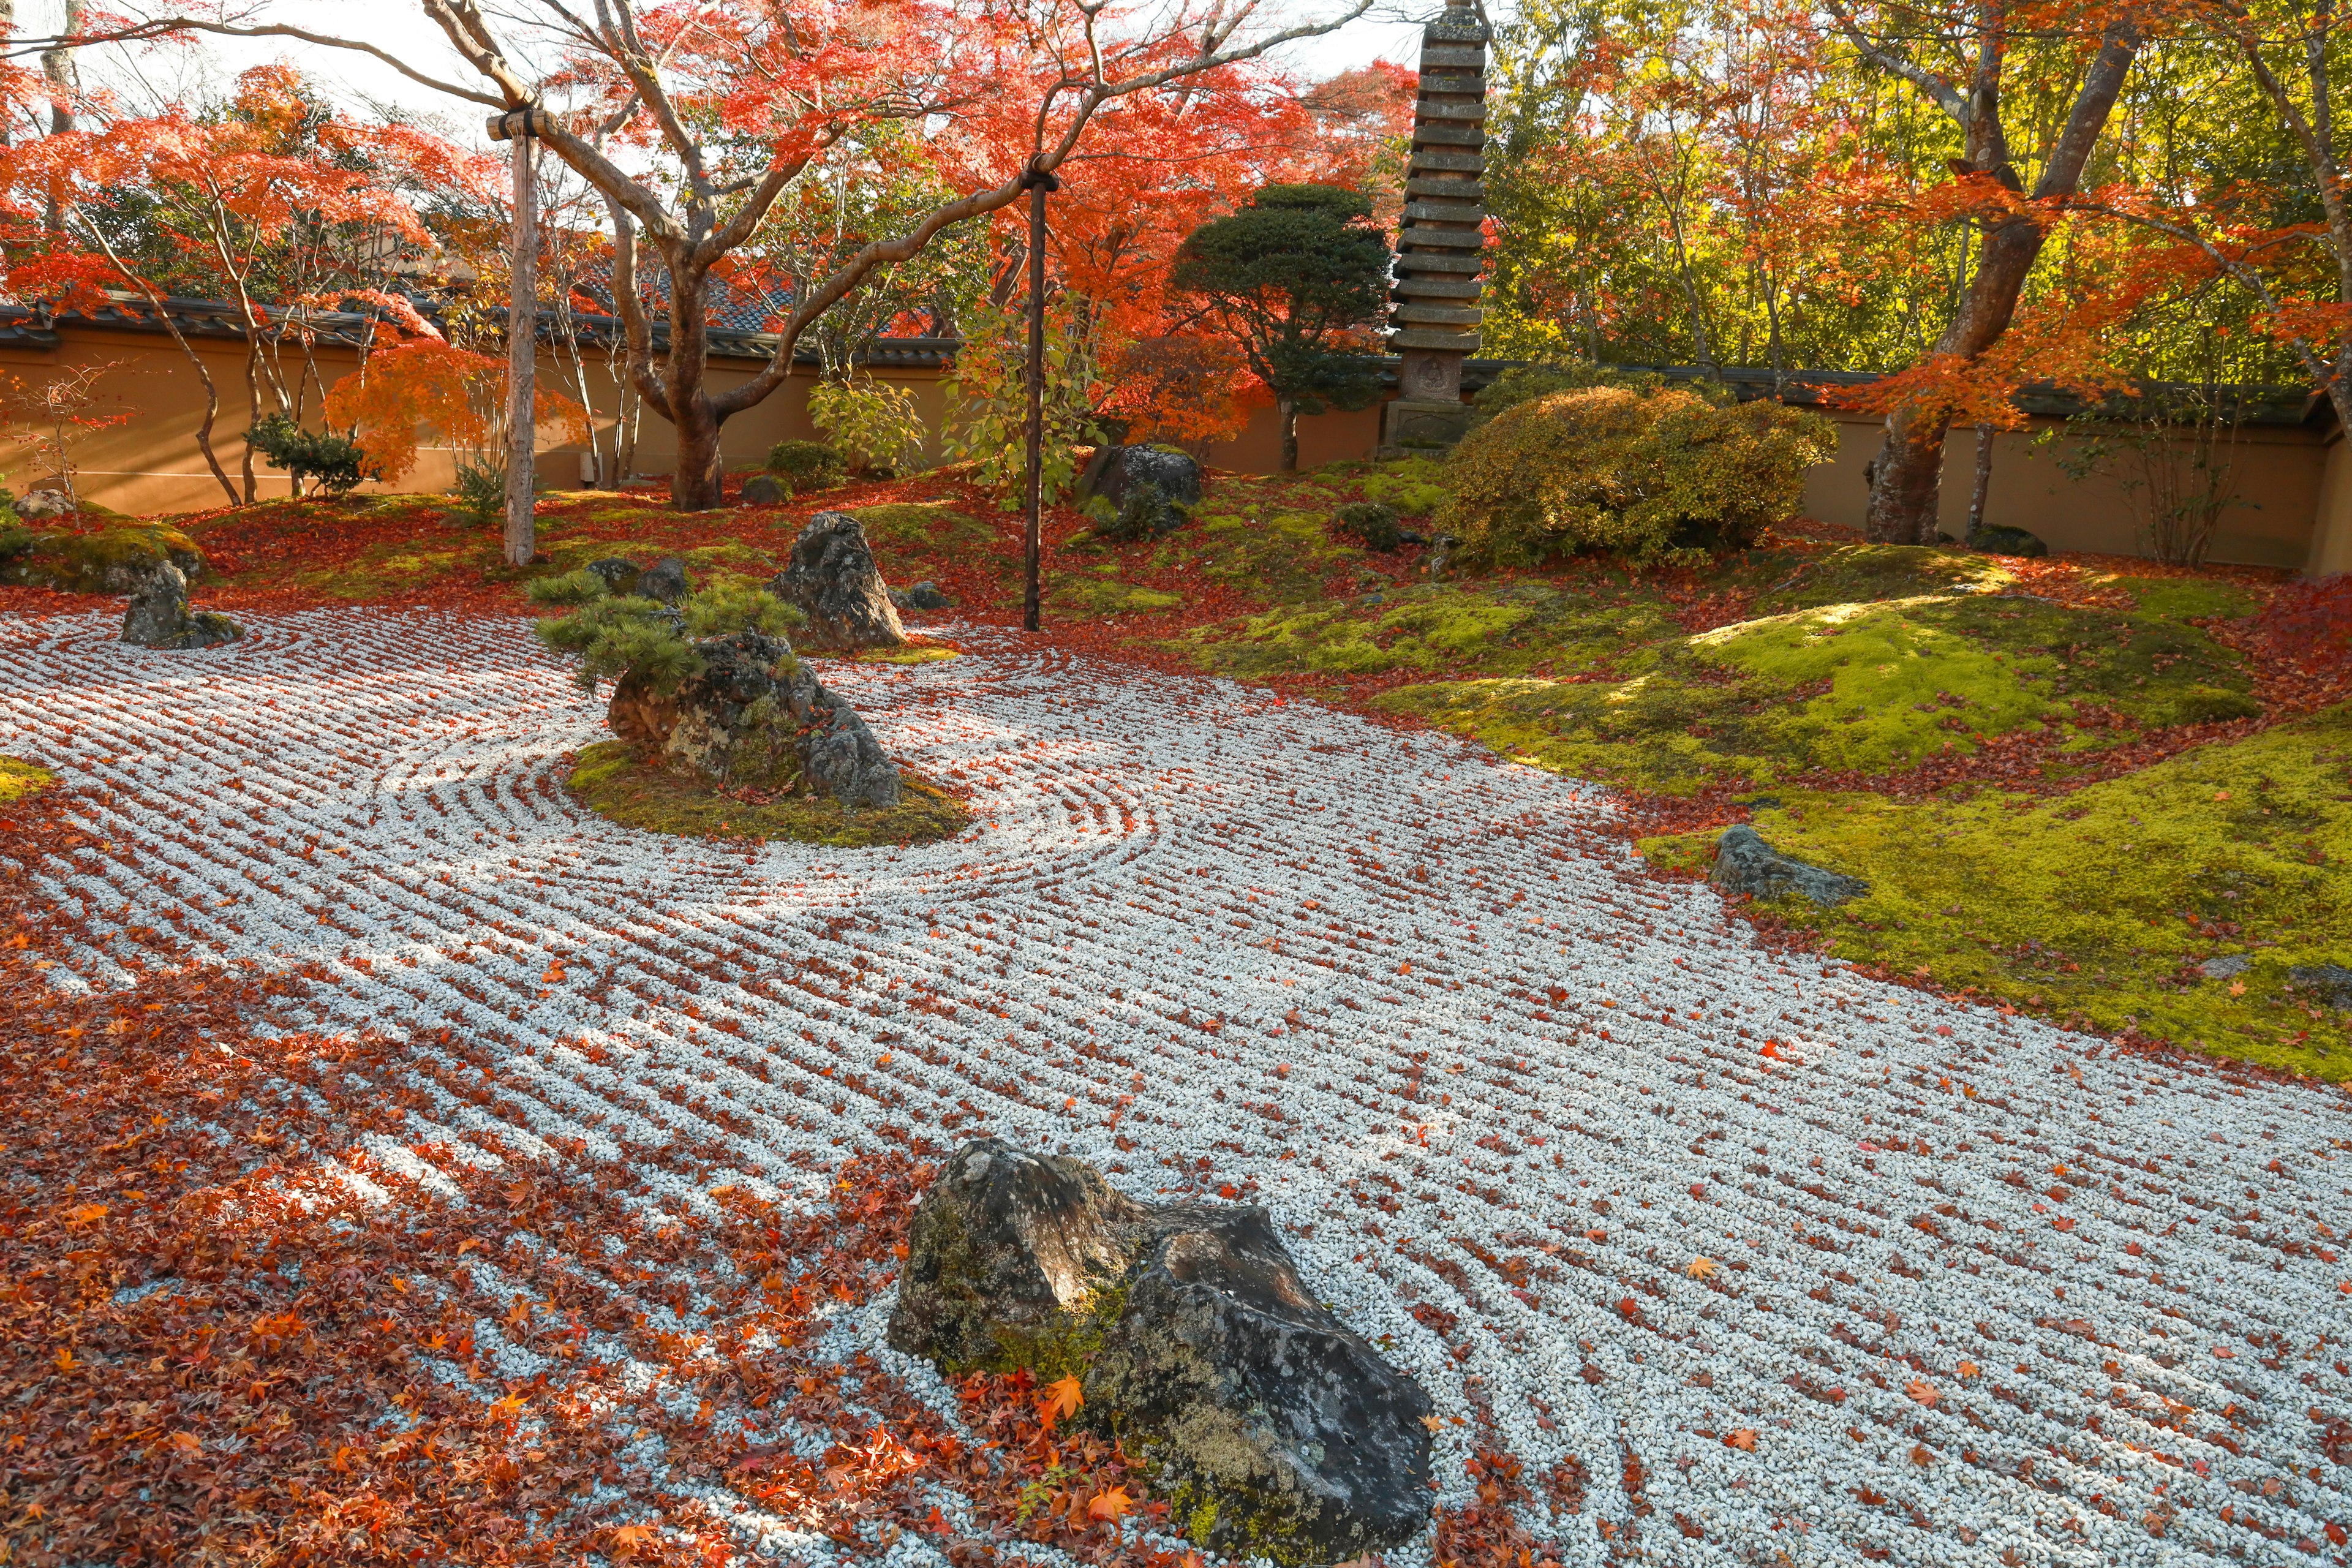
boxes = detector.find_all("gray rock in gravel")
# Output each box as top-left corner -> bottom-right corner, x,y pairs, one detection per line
781,657 -> 902,809
607,628 -> 900,809
121,564 -> 243,650
739,473 -> 791,507
1711,824 -> 1867,907
585,557 -> 643,597
657,630 -> 800,789
889,1139 -> 1434,1567
2288,963 -> 2352,1007
771,510 -> 906,650
2197,954 -> 2251,981
636,556 -> 689,606
887,1137 -> 1151,1372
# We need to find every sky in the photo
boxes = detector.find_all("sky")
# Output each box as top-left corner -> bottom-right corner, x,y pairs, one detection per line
29,0 -> 1455,143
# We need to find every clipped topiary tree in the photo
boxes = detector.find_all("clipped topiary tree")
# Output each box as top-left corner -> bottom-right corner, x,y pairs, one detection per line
1169,184 -> 1390,472
766,439 -> 849,491
1441,386 -> 1835,569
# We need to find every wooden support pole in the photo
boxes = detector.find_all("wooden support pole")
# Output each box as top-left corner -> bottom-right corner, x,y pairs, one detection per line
491,108 -> 540,567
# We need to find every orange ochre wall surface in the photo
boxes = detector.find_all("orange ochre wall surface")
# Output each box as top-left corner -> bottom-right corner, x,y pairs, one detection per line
2,325 -> 2345,575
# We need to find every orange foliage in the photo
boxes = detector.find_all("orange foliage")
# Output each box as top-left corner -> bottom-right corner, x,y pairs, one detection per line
324,341 -> 587,483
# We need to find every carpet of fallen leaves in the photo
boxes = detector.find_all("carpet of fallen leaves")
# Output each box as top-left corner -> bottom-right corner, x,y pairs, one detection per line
0,775 -> 1239,1566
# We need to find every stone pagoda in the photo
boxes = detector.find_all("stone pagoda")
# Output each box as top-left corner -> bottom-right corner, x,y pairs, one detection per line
1382,0 -> 1489,454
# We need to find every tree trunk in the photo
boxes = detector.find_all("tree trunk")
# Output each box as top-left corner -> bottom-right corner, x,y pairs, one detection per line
1966,424 -> 1994,540
1278,398 -> 1299,472
671,398 -> 728,511
663,263 -> 728,510
1863,220 -> 2041,543
503,126 -> 538,565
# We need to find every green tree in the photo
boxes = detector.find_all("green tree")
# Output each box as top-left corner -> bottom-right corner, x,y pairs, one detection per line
1169,184 -> 1390,471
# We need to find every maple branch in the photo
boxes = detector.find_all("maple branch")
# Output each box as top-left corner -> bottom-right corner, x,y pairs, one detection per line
26,13 -> 505,106
2216,0 -> 2352,306
1823,0 -> 1967,123
2031,15 -> 2141,201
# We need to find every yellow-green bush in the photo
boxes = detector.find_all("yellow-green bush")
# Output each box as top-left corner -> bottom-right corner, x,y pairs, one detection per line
1439,386 -> 1834,568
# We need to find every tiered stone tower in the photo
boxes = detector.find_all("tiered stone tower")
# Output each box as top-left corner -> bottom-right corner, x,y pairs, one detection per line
1382,0 -> 1489,453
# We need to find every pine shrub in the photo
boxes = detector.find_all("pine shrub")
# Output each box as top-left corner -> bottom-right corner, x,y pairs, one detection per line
1332,500 -> 1403,551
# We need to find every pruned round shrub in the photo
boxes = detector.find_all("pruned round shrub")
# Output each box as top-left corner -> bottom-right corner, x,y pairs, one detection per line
766,440 -> 848,489
1439,386 -> 1835,569
1332,500 -> 1403,551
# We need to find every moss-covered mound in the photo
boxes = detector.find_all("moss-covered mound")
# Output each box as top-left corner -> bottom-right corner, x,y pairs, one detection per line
1373,588 -> 2256,794
1640,704 -> 2352,1080
0,522 -> 205,593
0,756 -> 54,806
565,740 -> 970,847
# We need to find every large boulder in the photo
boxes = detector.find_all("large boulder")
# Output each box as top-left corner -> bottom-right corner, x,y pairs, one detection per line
1711,824 -> 1866,907
607,628 -> 900,809
888,1139 -> 1150,1372
771,511 -> 905,649
1966,522 -> 2048,559
889,1140 -> 1433,1566
121,564 -> 242,650
3,522 -> 205,594
1079,443 -> 1204,510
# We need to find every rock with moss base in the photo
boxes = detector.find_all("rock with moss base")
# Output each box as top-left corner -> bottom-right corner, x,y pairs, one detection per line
1712,824 -> 1866,907
889,1139 -> 1434,1566
887,1139 -> 1150,1373
771,511 -> 907,650
2,522 -> 205,594
608,628 -> 900,809
122,564 -> 243,650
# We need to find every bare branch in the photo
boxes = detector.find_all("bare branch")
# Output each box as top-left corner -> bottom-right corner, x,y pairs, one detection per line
1822,0 -> 1969,123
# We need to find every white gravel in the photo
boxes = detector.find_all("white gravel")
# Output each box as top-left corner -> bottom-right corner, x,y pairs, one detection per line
2,606 -> 2348,1567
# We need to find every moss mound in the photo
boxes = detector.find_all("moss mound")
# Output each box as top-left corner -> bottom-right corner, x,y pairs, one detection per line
1376,589 -> 2258,794
0,756 -> 54,806
0,523 -> 205,593
1639,704 -> 2352,1080
566,741 -> 970,848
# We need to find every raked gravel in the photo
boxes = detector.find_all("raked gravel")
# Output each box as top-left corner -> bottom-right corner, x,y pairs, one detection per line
2,606 -> 2347,1567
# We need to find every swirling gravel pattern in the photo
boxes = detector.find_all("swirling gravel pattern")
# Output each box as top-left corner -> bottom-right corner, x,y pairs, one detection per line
2,606 -> 2348,1567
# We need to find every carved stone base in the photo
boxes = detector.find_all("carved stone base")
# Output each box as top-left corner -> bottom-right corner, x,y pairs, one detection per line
1380,398 -> 1477,454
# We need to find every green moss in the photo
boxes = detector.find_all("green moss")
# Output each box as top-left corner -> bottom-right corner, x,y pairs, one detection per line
1741,543 -> 2011,614
565,740 -> 970,848
2113,576 -> 2261,622
1356,456 -> 1451,516
1378,591 -> 2258,794
0,524 -> 206,593
850,644 -> 961,665
1049,570 -> 1185,617
1642,705 -> 2352,1079
0,756 -> 54,806
851,502 -> 995,554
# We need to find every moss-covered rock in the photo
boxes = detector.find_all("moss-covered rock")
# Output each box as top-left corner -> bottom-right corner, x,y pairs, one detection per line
0,522 -> 205,594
